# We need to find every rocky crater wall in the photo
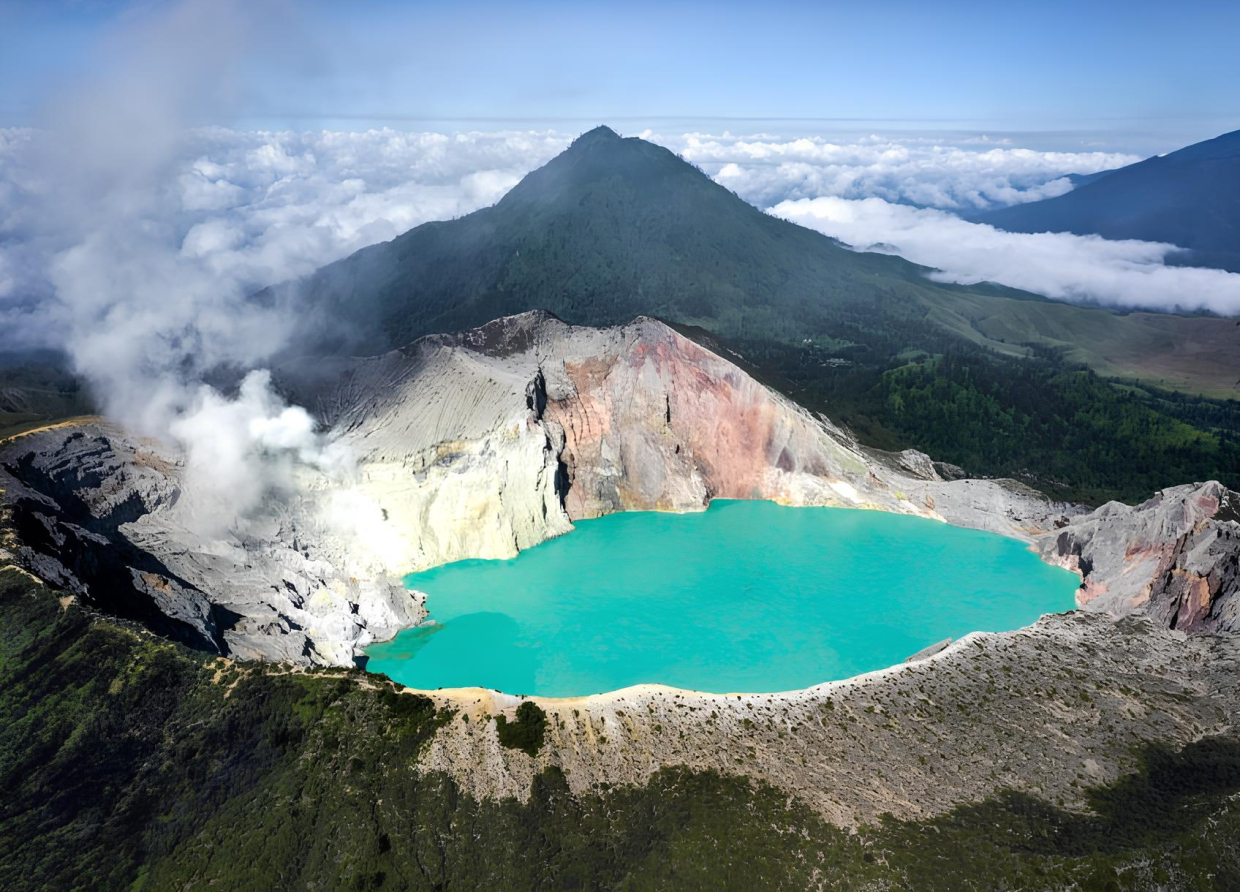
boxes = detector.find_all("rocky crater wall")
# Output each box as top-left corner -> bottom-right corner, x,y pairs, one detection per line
3,311 -> 1239,666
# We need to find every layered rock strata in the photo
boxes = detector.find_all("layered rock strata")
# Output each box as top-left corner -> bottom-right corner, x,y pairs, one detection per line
284,311 -> 1083,575
3,311 -> 1239,664
1040,481 -> 1240,633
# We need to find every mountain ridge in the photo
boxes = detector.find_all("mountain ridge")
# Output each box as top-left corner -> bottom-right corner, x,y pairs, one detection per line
292,123 -> 962,355
281,125 -> 1240,399
980,128 -> 1240,273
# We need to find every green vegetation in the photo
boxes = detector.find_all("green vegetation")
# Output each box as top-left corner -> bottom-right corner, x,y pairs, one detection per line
868,737 -> 1240,890
496,700 -> 548,756
291,126 -> 1240,505
4,567 -> 1240,890
733,338 -> 1240,503
0,568 -> 450,891
298,126 -> 979,363
0,358 -> 93,439
872,356 -> 1240,503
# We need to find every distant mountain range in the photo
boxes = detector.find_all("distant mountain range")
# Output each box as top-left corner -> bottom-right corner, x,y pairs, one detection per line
286,126 -> 1240,397
981,129 -> 1240,273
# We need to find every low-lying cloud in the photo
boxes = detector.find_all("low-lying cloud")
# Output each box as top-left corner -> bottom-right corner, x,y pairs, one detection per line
3,124 -> 1177,348
771,196 -> 1240,315
661,131 -> 1138,211
2,0 -> 1238,517
0,126 -> 570,352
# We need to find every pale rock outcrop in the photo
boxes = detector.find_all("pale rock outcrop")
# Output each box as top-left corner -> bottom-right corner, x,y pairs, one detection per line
903,476 -> 1081,541
0,427 -> 423,663
894,448 -> 940,481
4,310 -> 1240,664
292,311 -> 1076,560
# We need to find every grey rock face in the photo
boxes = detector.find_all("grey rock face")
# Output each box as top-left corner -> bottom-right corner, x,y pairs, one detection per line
1039,481 -> 1240,633
4,311 -> 1239,666
895,449 -> 940,481
904,637 -> 953,662
0,425 -> 424,664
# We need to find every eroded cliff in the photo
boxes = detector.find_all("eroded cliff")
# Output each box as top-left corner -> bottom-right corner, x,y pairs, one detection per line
1041,480 -> 1240,633
3,311 -> 1239,667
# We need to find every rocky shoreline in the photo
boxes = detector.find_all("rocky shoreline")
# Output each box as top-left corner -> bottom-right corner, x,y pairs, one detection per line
4,310 -> 1240,824
2,311 -> 1238,669
416,610 -> 1240,824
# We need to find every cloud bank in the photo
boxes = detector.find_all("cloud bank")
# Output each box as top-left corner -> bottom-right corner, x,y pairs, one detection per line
771,196 -> 1240,315
6,123 -> 1188,350
3,27 -> 1238,521
0,126 -> 570,350
662,131 -> 1138,211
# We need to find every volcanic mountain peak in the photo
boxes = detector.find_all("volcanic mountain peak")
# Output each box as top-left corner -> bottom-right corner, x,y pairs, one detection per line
284,126 -> 1240,397
575,123 -> 621,142
498,123 -> 707,207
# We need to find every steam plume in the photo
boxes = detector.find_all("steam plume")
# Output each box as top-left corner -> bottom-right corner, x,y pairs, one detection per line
10,0 -> 347,535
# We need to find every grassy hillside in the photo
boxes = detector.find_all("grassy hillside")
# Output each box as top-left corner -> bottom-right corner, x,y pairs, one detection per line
3,567 -> 1240,890
0,357 -> 93,440
921,288 -> 1240,400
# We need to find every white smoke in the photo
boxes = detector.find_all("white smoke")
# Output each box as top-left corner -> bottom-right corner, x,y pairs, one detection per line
168,371 -> 353,533
5,0 -> 356,536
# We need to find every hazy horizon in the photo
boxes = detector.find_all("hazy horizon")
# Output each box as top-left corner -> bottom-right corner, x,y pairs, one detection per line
4,0 -> 1237,156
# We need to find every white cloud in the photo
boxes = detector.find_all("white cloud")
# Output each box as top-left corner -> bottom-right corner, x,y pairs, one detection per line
3,103 -> 1237,465
657,131 -> 1138,211
772,196 -> 1240,315
1,126 -> 1145,342
154,127 -> 569,292
2,127 -> 568,307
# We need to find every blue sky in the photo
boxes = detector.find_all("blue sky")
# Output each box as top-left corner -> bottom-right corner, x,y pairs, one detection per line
3,0 -> 1240,413
2,0 -> 1238,154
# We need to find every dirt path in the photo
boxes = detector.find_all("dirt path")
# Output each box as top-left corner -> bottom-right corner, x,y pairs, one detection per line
0,415 -> 101,444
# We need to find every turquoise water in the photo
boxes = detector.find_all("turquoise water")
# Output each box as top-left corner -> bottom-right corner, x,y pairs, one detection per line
365,501 -> 1079,697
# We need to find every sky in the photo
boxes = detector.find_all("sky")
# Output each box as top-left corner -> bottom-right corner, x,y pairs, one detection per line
2,0 -> 1239,155
0,0 -> 1238,532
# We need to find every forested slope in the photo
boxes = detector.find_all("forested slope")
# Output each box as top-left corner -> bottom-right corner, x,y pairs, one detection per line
3,568 -> 1240,891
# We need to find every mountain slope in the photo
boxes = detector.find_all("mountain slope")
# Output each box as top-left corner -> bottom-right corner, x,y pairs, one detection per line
5,567 -> 1240,890
289,126 -> 1240,396
296,126 -> 980,358
0,355 -> 93,440
980,129 -> 1240,274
